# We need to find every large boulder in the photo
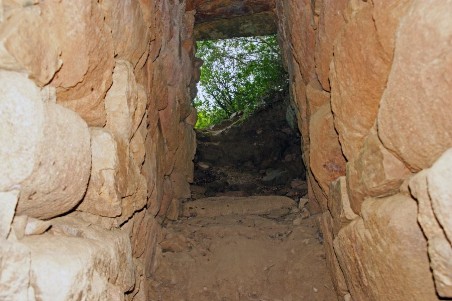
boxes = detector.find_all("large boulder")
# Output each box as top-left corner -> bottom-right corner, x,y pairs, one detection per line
410,149 -> 452,298
378,0 -> 452,171
334,195 -> 438,301
0,71 -> 91,220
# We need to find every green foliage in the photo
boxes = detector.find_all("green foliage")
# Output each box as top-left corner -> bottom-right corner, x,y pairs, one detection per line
194,35 -> 287,129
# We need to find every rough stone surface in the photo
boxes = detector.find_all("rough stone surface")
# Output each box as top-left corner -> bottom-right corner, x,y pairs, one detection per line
321,212 -> 349,299
25,216 -> 135,301
378,0 -> 452,171
77,128 -> 122,218
314,0 -> 347,91
346,130 -> 411,214
330,4 -> 391,161
0,71 -> 91,220
0,190 -> 19,239
334,195 -> 438,301
410,150 -> 452,297
309,103 -> 346,195
0,240 -> 30,301
327,177 -> 357,236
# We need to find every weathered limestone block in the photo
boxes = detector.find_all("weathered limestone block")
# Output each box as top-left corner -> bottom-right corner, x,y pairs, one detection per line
314,0 -> 347,91
24,216 -> 135,301
307,172 -> 327,213
105,60 -> 140,143
159,92 -> 182,153
305,80 -> 330,116
328,177 -> 357,236
77,128 -> 122,218
346,131 -> 411,214
320,212 -> 349,299
0,1 -> 113,123
157,177 -> 174,217
101,0 -> 150,67
170,171 -> 191,200
334,195 -> 439,301
0,4 -> 60,85
309,103 -> 346,195
378,0 -> 452,171
48,0 -> 114,126
278,0 -> 316,83
0,240 -> 30,301
174,122 -> 196,183
0,71 -> 91,220
0,190 -> 19,239
410,150 -> 452,297
330,4 -> 391,161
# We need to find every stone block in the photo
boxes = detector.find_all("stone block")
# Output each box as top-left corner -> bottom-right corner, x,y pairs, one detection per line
328,177 -> 357,235
330,5 -> 391,161
346,130 -> 411,214
314,0 -> 347,91
0,190 -> 19,239
334,195 -> 438,301
410,149 -> 452,297
320,212 -> 349,298
78,128 -> 122,218
309,103 -> 346,195
0,71 -> 91,220
378,0 -> 452,171
0,240 -> 30,301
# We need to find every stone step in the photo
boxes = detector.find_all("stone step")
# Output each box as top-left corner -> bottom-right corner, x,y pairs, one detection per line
181,195 -> 296,218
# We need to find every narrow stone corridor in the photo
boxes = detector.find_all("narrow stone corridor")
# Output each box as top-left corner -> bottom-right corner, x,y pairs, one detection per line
0,0 -> 451,301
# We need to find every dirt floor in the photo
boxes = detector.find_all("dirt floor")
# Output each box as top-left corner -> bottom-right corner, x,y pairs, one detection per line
149,101 -> 338,300
150,196 -> 338,301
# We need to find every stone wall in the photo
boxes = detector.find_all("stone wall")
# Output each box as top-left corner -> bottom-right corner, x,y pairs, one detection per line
277,0 -> 452,300
0,1 -> 197,300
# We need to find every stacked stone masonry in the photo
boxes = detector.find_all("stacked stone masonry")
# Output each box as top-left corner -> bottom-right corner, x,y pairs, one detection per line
0,0 -> 197,300
1,0 -> 452,300
277,0 -> 452,300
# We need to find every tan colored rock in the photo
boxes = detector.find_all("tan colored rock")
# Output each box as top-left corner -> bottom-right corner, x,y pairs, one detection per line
307,172 -> 327,213
328,177 -> 357,236
314,0 -> 347,91
0,240 -> 30,301
77,128 -> 122,218
277,0 -> 316,84
47,0 -> 114,126
334,195 -> 438,301
0,71 -> 91,220
174,122 -> 196,183
346,130 -> 411,214
157,176 -> 174,217
330,5 -> 391,161
101,0 -> 150,67
0,4 -> 60,85
0,190 -> 19,239
378,0 -> 452,171
105,60 -> 140,143
170,171 -> 191,200
0,71 -> 45,191
165,198 -> 181,221
159,96 -> 181,152
305,80 -> 330,116
309,103 -> 346,195
410,150 -> 452,297
411,172 -> 452,297
320,212 -> 349,298
26,216 -> 135,301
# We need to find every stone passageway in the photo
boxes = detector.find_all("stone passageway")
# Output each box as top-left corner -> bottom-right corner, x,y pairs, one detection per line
0,0 -> 451,301
150,97 -> 337,300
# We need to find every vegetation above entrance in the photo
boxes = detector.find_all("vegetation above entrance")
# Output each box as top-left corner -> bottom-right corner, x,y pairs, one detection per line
194,35 -> 288,129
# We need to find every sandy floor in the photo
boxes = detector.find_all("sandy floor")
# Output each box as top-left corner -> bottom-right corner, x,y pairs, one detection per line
150,198 -> 338,301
